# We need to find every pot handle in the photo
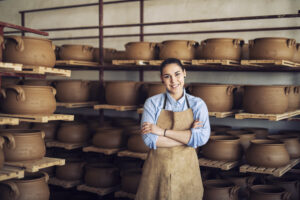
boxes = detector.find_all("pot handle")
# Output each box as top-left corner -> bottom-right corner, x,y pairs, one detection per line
229,185 -> 240,199
0,181 -> 20,200
0,137 -> 4,148
201,40 -> 207,46
5,85 -> 26,101
248,40 -> 254,48
40,131 -> 45,139
82,46 -> 93,53
233,39 -> 244,47
41,171 -> 49,183
5,36 -> 24,52
156,43 -> 163,49
287,39 -> 296,48
246,176 -> 256,186
226,85 -> 236,96
294,86 -> 300,94
150,42 -> 157,49
281,192 -> 291,200
0,36 -> 4,49
187,41 -> 198,49
284,86 -> 291,96
1,133 -> 16,149
50,87 -> 57,96
52,44 -> 56,51
0,88 -> 7,99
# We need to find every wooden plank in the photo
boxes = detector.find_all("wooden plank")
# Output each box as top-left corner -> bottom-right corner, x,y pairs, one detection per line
112,60 -> 150,66
48,177 -> 81,188
46,140 -> 87,150
209,110 -> 241,118
198,158 -> 239,170
149,60 -> 191,66
273,158 -> 300,177
0,113 -> 74,123
0,62 -> 22,71
137,108 -> 144,114
0,165 -> 24,181
83,146 -> 124,155
0,117 -> 19,125
117,150 -> 148,160
192,59 -> 240,66
56,60 -> 100,67
57,101 -> 99,108
115,190 -> 135,199
241,59 -> 300,68
22,66 -> 71,77
77,184 -> 120,196
94,104 -> 138,111
235,110 -> 299,121
5,157 -> 65,172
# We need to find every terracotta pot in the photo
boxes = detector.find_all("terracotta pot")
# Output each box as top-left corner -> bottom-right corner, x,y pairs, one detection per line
0,35 -> 3,61
127,134 -> 150,153
0,85 -> 56,114
124,125 -> 140,136
267,135 -> 300,159
189,84 -> 236,112
92,128 -> 125,148
57,122 -> 90,144
249,185 -> 291,200
0,172 -> 50,200
243,85 -> 290,114
203,179 -> 240,200
105,81 -> 142,106
113,50 -> 127,60
84,163 -> 120,188
278,130 -> 300,138
198,38 -> 244,60
56,160 -> 85,181
59,44 -> 94,61
0,129 -> 46,162
3,36 -> 56,67
144,82 -> 166,98
121,169 -> 142,194
226,130 -> 256,151
267,176 -> 300,200
249,37 -> 296,60
246,139 -> 290,168
93,48 -> 117,63
32,122 -> 58,141
0,137 -> 4,169
241,43 -> 249,60
287,86 -> 300,111
22,79 -> 52,86
158,40 -> 198,60
54,80 -> 90,102
202,135 -> 242,161
125,42 -> 157,60
241,127 -> 269,139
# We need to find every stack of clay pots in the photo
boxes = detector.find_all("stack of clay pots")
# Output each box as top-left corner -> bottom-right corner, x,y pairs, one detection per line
203,179 -> 240,200
55,158 -> 86,182
58,44 -> 94,61
56,121 -> 90,144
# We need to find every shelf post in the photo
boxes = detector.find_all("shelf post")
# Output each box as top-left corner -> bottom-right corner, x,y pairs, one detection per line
139,0 -> 144,82
99,0 -> 104,124
21,12 -> 25,36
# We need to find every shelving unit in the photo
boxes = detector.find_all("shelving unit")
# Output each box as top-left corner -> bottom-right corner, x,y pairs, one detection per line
0,165 -> 24,181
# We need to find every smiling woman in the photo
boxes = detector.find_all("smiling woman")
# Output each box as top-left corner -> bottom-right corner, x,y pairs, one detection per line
136,58 -> 211,200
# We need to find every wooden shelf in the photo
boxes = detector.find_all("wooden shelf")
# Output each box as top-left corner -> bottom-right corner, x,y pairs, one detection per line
117,150 -> 147,160
94,104 -> 138,111
137,108 -> 143,114
235,110 -> 300,121
0,165 -> 24,181
46,140 -> 88,150
0,113 -> 74,123
48,177 -> 81,188
57,101 -> 99,108
77,184 -> 120,196
192,59 -> 239,66
83,146 -> 124,155
114,190 -> 135,199
241,59 -> 300,68
0,117 -> 19,125
198,158 -> 240,170
209,110 -> 242,118
56,60 -> 100,68
0,61 -> 22,72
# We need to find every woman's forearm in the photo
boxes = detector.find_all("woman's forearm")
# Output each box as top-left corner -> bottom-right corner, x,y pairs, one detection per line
164,129 -> 192,144
156,136 -> 184,147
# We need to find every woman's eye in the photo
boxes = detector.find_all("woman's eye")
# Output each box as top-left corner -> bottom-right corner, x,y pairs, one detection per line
164,75 -> 170,79
175,73 -> 180,76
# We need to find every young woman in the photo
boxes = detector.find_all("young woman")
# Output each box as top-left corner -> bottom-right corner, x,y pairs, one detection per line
136,58 -> 211,200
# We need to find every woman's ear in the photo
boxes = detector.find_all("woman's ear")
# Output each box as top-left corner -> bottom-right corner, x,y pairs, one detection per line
183,69 -> 187,78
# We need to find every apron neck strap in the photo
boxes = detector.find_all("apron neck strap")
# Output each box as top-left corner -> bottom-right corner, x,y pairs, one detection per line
163,93 -> 190,109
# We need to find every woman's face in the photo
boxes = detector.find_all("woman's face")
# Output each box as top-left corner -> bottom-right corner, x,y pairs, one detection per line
161,63 -> 186,95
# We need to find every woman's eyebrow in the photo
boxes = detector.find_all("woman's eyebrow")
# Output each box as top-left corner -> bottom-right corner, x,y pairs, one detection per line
163,71 -> 181,76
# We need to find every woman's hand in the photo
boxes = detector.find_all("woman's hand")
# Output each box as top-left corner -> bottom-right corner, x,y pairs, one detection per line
192,120 -> 203,129
141,122 -> 164,136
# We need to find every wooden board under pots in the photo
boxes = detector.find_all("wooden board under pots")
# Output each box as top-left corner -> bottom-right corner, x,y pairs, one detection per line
0,165 -> 24,181
117,150 -> 147,160
77,184 -> 120,196
46,140 -> 88,150
198,158 -> 240,170
115,190 -> 135,199
56,101 -> 99,108
235,110 -> 300,121
94,104 -> 138,111
0,113 -> 74,123
83,146 -> 124,155
241,59 -> 300,68
48,177 -> 81,189
0,117 -> 19,125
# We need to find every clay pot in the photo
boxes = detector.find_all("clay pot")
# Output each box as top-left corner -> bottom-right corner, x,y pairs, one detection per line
127,134 -> 150,153
40,166 -> 55,177
203,179 -> 240,200
189,84 -> 236,112
57,122 -> 90,144
249,37 -> 296,60
144,82 -> 166,98
111,117 -> 139,127
105,81 -> 142,106
0,35 -> 3,61
92,128 -> 125,148
246,139 -> 290,168
93,48 -> 117,63
241,127 -> 269,139
0,129 -> 46,162
198,38 -> 244,60
84,163 -> 120,187
267,135 -> 300,159
124,125 -> 140,136
125,42 -> 157,60
243,85 -> 290,114
0,137 -> 4,169
3,36 -> 56,68
121,169 -> 142,194
249,185 -> 291,200
22,79 -> 52,86
54,80 -> 90,102
226,130 -> 256,151
32,122 -> 58,141
59,44 -> 94,61
56,160 -> 85,181
241,43 -> 249,60
113,50 -> 127,60
287,86 -> 300,111
202,135 -> 242,161
267,176 -> 300,200
158,40 -> 198,60
0,85 -> 56,114
0,172 -> 50,200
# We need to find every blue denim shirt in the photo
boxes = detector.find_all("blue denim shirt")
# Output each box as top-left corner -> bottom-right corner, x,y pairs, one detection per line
141,90 -> 211,149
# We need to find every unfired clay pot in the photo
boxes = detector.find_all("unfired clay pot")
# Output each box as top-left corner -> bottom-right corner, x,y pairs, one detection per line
226,130 -> 256,151
54,80 -> 90,102
125,42 -> 157,60
32,122 -> 58,141
158,40 -> 198,60
121,169 -> 142,194
0,172 -> 50,200
93,48 -> 117,63
127,134 -> 150,153
144,82 -> 166,98
267,176 -> 300,200
56,159 -> 85,181
3,36 -> 56,68
203,179 -> 240,200
243,85 -> 290,114
92,128 -> 125,148
113,50 -> 127,60
267,135 -> 300,159
246,139 -> 290,168
22,79 -> 52,86
198,38 -> 244,60
293,43 -> 300,63
0,35 -> 4,61
57,122 -> 90,144
0,137 -> 4,169
189,84 -> 236,112
59,44 -> 94,61
249,37 -> 296,60
241,43 -> 249,60
249,185 -> 291,200
287,86 -> 300,111
1,85 -> 56,114
0,129 -> 46,162
241,127 -> 269,139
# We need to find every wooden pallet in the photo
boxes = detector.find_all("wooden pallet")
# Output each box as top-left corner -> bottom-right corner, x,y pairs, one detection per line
22,66 -> 71,77
0,113 -> 74,123
192,59 -> 240,66
77,184 -> 120,196
112,60 -> 150,66
239,158 -> 300,177
48,177 -> 81,188
0,117 -> 19,125
57,101 -> 99,108
56,60 -> 100,67
5,157 -> 65,172
209,110 -> 241,118
0,61 -> 22,71
94,104 -> 138,111
137,108 -> 144,114
115,190 -> 135,199
46,140 -> 87,150
235,110 -> 300,121
198,158 -> 240,170
83,146 -> 124,155
117,150 -> 148,160
241,60 -> 300,68
149,60 -> 192,66
0,165 -> 24,181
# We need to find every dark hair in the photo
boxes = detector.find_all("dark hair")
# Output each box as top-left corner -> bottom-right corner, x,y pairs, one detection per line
160,58 -> 185,74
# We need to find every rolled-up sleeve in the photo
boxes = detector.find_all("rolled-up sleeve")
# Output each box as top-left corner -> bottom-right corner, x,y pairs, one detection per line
187,99 -> 210,148
141,98 -> 159,149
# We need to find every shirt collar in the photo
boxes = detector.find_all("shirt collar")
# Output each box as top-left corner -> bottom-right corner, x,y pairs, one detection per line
166,89 -> 186,105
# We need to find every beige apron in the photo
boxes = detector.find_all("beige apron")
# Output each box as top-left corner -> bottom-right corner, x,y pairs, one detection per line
136,94 -> 203,200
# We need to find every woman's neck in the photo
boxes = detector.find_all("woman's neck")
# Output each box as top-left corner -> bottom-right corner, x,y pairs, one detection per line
169,89 -> 184,101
